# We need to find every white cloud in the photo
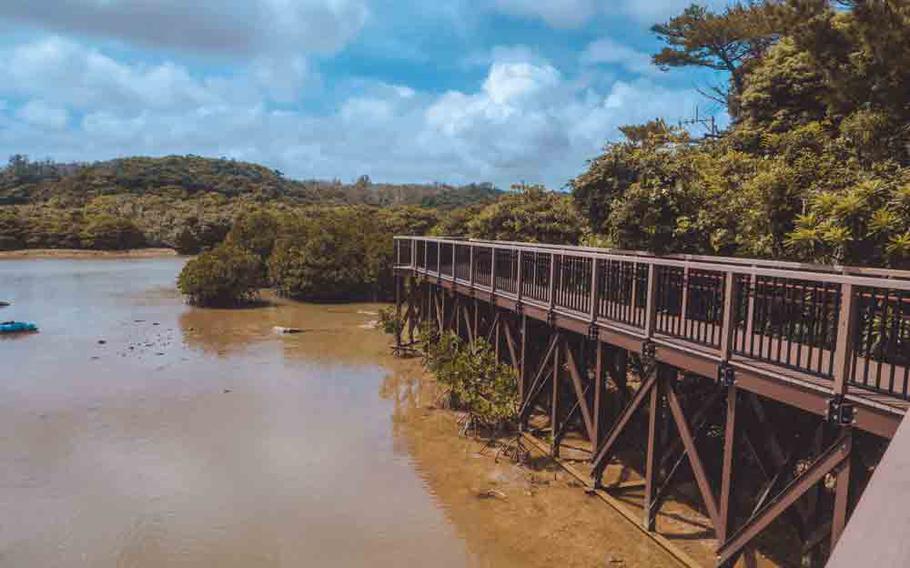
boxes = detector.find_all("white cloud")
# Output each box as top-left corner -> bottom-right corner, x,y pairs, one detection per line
3,37 -> 221,112
493,0 -> 730,27
493,0 -> 597,29
619,0 -> 728,24
0,0 -> 368,56
581,37 -> 657,76
16,100 -> 68,130
0,39 -> 710,189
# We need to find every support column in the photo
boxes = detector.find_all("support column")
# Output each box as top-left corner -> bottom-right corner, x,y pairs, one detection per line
394,273 -> 402,351
551,334 -> 561,457
593,341 -> 605,451
830,429 -> 853,550
718,385 -> 738,544
643,374 -> 663,530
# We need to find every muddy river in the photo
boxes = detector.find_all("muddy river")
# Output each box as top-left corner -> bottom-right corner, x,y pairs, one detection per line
0,257 -> 679,567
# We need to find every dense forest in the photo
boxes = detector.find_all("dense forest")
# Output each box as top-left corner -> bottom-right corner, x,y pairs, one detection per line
5,0 -> 910,305
0,154 -> 501,253
573,0 -> 910,268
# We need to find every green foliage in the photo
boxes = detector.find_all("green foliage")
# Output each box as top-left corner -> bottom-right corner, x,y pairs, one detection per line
467,184 -> 584,244
80,214 -> 146,250
423,331 -> 519,429
651,2 -> 778,101
573,0 -> 910,268
377,306 -> 403,336
267,210 -> 372,301
225,209 -> 279,259
177,243 -> 262,306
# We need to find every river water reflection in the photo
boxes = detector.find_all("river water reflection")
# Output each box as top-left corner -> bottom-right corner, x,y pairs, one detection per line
0,257 -> 472,567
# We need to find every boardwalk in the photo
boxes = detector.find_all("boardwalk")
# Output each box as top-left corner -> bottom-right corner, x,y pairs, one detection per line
393,236 -> 910,567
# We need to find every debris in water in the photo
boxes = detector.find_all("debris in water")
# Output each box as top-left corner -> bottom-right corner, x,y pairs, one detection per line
273,326 -> 304,334
223,389 -> 232,394
356,310 -> 378,316
0,301 -> 9,307
97,339 -> 107,345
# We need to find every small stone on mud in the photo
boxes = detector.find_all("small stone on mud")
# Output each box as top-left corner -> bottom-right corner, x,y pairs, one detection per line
605,555 -> 624,564
90,356 -> 100,360
155,352 -> 164,356
223,389 -> 232,394
476,489 -> 507,500
152,322 -> 160,326
97,339 -> 106,345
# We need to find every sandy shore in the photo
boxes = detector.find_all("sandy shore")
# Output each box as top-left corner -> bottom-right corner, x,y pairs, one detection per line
0,248 -> 179,259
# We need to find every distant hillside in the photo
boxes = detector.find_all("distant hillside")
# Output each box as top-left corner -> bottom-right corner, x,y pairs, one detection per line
0,154 -> 502,209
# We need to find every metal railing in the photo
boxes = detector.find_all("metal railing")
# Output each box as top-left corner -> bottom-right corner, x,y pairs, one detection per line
395,237 -> 910,402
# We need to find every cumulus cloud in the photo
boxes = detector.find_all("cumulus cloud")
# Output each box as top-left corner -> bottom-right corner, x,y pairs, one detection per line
492,0 -> 729,27
0,0 -> 369,55
581,37 -> 657,76
0,38 -> 705,188
493,0 -> 598,29
2,37 -> 222,112
16,100 -> 69,130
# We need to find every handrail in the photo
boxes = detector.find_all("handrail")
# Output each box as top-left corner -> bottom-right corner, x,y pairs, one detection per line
395,236 -> 910,402
395,236 -> 910,290
399,235 -> 910,280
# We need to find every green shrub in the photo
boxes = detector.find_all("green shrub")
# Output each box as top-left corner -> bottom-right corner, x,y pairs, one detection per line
80,214 -> 145,250
268,213 -> 370,301
423,331 -> 519,430
177,243 -> 262,306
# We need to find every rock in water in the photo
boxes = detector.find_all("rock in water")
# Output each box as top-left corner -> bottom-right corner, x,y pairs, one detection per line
0,301 -> 9,307
273,326 -> 304,334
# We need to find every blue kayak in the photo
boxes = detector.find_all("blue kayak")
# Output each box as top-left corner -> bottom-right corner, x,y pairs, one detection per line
0,321 -> 38,333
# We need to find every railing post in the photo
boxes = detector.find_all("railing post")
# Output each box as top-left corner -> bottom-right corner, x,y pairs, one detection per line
491,246 -> 497,294
644,264 -> 658,338
395,238 -> 400,267
436,241 -> 441,275
719,271 -> 738,361
832,283 -> 857,396
548,254 -> 557,311
680,266 -> 690,332
451,241 -> 456,280
469,245 -> 475,287
516,250 -> 523,302
589,257 -> 599,322
423,238 -> 428,272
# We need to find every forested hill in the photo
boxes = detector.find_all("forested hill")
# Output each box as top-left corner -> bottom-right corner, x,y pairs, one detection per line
0,154 -> 501,209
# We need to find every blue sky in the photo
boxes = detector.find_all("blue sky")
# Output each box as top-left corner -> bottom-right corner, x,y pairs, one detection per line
0,1 -> 728,189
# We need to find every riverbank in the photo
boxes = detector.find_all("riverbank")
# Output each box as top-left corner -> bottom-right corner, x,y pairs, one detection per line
0,247 -> 179,259
384,355 -> 693,567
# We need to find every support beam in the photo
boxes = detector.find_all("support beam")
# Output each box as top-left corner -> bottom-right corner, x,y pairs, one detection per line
503,316 -> 520,374
717,430 -> 852,565
564,339 -> 596,442
519,333 -> 559,421
665,372 -> 721,530
592,371 -> 659,474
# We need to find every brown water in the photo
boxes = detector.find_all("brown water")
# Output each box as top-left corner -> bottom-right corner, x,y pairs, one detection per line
0,257 -> 478,567
0,257 -> 680,567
